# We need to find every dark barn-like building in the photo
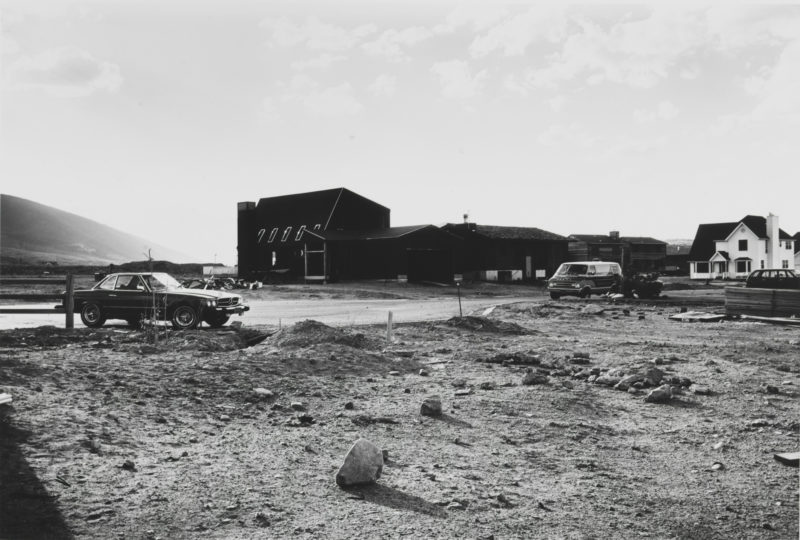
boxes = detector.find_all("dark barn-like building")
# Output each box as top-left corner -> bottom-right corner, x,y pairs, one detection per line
238,188 -> 462,282
568,232 -> 667,273
442,223 -> 569,282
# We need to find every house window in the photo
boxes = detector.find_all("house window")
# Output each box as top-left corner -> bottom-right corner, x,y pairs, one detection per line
295,225 -> 306,241
313,224 -> 321,230
787,241 -> 793,250
696,262 -> 709,273
257,228 -> 266,243
281,227 -> 292,242
760,261 -> 765,269
736,260 -> 750,273
738,239 -> 748,251
267,228 -> 278,243
783,260 -> 789,269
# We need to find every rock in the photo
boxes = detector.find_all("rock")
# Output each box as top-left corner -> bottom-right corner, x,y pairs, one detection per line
335,438 -> 384,488
692,385 -> 711,395
290,402 -> 306,411
522,370 -> 548,386
388,371 -> 401,376
711,462 -> 724,471
451,379 -> 467,388
344,401 -> 355,410
454,388 -> 473,396
644,384 -> 672,403
479,382 -> 497,390
594,369 -> 624,386
419,369 -> 429,377
581,305 -> 605,315
253,388 -> 274,400
447,501 -> 465,510
763,384 -> 780,395
627,387 -> 639,395
420,396 -> 442,417
121,460 -> 136,472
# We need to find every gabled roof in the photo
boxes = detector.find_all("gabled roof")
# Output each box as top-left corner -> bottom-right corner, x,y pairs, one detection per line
569,234 -> 665,245
253,188 -> 388,230
316,225 -> 441,242
569,234 -> 623,244
688,222 -> 738,260
689,215 -> 793,261
442,223 -> 567,241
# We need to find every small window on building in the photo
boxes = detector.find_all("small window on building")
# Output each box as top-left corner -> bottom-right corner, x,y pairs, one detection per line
267,228 -> 278,243
783,260 -> 790,269
760,260 -> 765,269
257,228 -> 266,243
271,251 -> 277,266
281,227 -> 292,242
696,262 -> 709,273
787,241 -> 793,250
738,239 -> 748,251
295,225 -> 306,241
313,224 -> 321,230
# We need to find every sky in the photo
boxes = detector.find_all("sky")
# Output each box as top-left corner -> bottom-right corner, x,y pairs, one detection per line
1,0 -> 799,265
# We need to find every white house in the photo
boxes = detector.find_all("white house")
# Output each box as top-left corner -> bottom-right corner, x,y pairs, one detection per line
687,214 -> 795,280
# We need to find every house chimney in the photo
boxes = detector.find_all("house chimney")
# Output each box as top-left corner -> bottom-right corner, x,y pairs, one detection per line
767,213 -> 780,268
609,231 -> 620,240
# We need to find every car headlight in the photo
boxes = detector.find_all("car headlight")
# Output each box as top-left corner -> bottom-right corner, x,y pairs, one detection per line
573,283 -> 581,288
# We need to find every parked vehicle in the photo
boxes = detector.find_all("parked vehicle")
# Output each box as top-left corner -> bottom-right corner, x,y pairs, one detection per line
67,272 -> 249,329
547,261 -> 623,299
620,272 -> 664,299
745,269 -> 800,290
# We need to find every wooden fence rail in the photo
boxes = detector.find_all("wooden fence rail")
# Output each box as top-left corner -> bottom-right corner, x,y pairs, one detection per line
725,287 -> 800,318
0,275 -> 74,328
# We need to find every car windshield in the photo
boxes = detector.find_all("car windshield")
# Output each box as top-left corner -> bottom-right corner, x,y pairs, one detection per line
556,264 -> 588,276
143,273 -> 182,290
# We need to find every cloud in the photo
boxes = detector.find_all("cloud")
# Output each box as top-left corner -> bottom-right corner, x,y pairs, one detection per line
633,101 -> 680,123
548,95 -> 566,112
362,26 -> 432,62
291,53 -> 347,71
430,60 -> 487,101
537,123 -> 596,148
435,5 -> 510,34
260,17 -> 377,52
469,6 -> 568,57
302,83 -> 363,117
749,40 -> 800,123
8,46 -> 122,97
367,74 -> 397,97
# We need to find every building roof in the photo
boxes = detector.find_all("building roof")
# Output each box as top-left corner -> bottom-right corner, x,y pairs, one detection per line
442,223 -> 568,241
313,225 -> 441,242
569,234 -> 665,245
688,215 -> 793,261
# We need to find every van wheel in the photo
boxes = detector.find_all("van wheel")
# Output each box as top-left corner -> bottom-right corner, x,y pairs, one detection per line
579,287 -> 591,299
549,292 -> 561,300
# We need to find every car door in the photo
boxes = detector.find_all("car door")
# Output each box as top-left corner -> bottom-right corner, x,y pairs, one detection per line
109,275 -> 151,320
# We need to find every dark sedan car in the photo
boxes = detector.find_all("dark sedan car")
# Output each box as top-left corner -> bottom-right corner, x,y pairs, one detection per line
745,269 -> 800,289
68,272 -> 249,329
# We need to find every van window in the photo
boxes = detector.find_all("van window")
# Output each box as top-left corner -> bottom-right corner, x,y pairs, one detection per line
557,264 -> 588,276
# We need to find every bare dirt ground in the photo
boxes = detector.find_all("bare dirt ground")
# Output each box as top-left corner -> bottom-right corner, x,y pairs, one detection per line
0,284 -> 798,539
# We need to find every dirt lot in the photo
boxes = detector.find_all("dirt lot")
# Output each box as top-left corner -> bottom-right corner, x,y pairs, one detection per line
0,288 -> 798,539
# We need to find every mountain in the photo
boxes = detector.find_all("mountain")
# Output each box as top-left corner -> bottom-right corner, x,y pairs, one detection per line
0,194 -> 194,265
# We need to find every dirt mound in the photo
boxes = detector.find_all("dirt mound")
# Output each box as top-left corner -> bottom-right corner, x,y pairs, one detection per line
445,316 -> 528,334
269,319 -> 378,349
0,326 -> 88,348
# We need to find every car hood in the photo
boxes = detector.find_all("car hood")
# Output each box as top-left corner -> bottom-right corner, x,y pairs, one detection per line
168,288 -> 240,300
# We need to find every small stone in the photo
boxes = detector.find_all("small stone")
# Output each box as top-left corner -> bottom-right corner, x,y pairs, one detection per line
447,501 -> 465,510
711,462 -> 724,471
219,414 -> 231,421
627,387 -> 639,395
522,370 -> 548,386
253,388 -> 274,399
403,388 -> 411,394
451,379 -> 467,388
454,388 -> 472,396
382,449 -> 389,462
344,401 -> 355,410
692,385 -> 711,395
713,441 -> 724,450
420,396 -> 442,417
389,371 -> 400,376
479,381 -> 496,390
335,438 -> 384,488
644,384 -> 672,404
290,402 -> 305,411
419,369 -> 429,377
121,460 -> 136,472
763,385 -> 780,395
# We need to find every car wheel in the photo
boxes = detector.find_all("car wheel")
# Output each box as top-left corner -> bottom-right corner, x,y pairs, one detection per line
80,303 -> 106,328
171,304 -> 199,330
579,287 -> 591,299
205,314 -> 230,328
549,292 -> 561,300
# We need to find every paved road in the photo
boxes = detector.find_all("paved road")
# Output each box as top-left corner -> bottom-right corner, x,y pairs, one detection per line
0,296 -> 540,330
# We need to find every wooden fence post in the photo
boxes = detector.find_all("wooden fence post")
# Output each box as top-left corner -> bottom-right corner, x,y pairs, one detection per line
387,311 -> 393,342
65,274 -> 74,329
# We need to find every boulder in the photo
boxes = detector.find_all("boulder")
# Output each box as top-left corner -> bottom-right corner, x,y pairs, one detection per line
522,370 -> 548,386
644,384 -> 672,404
335,439 -> 384,488
421,396 -> 443,417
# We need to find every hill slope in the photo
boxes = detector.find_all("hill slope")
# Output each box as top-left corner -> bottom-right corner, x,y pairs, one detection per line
1,194 -> 194,265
